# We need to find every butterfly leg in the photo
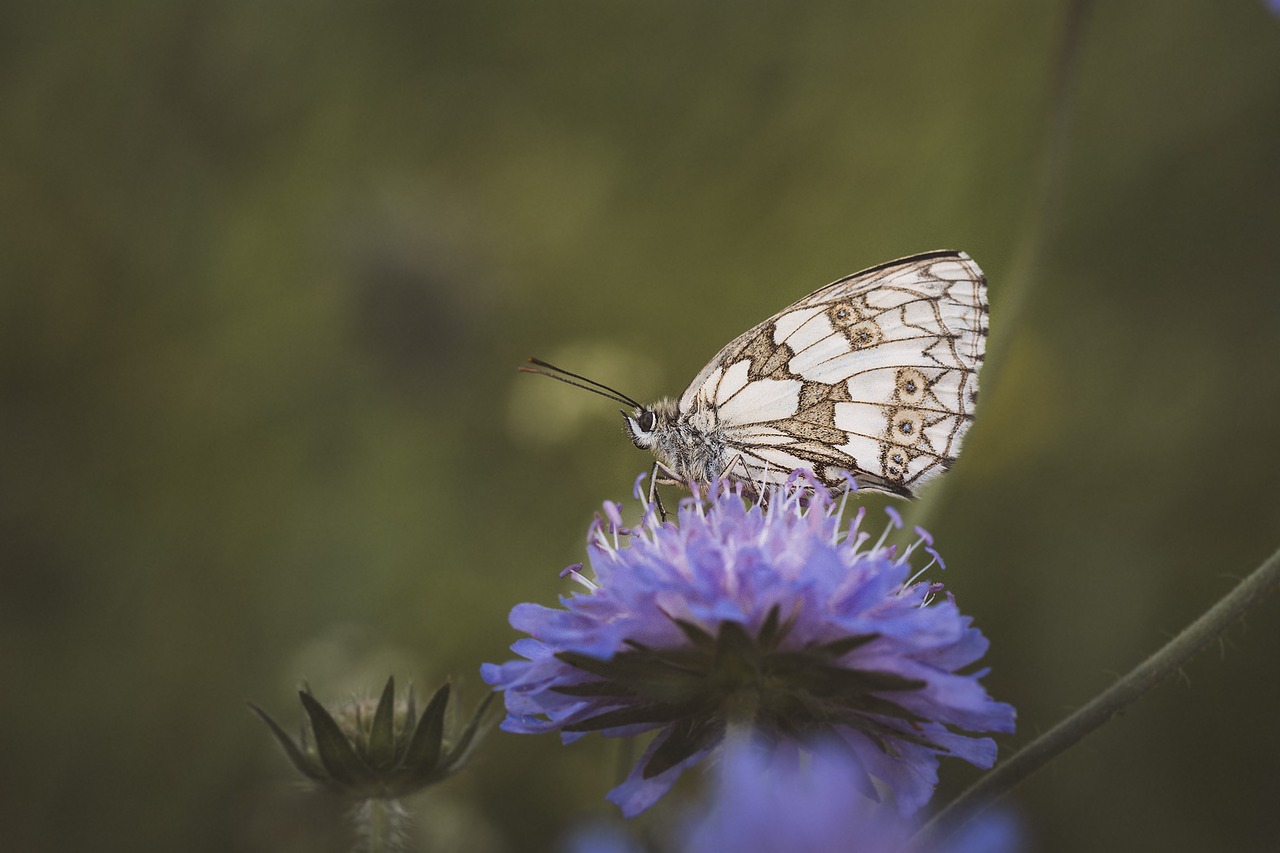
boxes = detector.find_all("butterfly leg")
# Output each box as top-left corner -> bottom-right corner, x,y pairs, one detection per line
647,461 -> 688,522
719,452 -> 769,503
647,461 -> 667,521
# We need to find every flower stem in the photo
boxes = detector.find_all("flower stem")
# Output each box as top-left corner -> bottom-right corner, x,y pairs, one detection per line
352,798 -> 410,853
911,0 -> 1094,532
917,544 -> 1280,843
722,689 -> 761,743
983,0 -> 1094,393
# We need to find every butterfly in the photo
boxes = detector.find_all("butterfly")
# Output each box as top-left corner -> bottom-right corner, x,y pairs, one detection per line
523,250 -> 988,501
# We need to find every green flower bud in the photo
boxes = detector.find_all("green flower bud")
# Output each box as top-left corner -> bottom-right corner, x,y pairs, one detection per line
251,676 -> 494,801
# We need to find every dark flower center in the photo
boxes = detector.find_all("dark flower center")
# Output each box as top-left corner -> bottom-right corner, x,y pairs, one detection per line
552,606 -> 936,778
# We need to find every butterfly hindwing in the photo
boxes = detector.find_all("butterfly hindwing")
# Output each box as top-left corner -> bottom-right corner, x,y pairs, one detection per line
677,251 -> 987,497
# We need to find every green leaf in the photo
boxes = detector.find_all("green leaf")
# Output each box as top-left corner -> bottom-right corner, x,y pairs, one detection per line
367,676 -> 398,769
713,621 -> 759,662
671,617 -> 717,652
400,683 -> 418,754
402,682 -> 449,775
551,679 -> 639,698
563,701 -> 698,732
628,648 -> 713,678
299,691 -> 376,790
441,691 -> 497,774
808,665 -> 926,695
247,703 -> 328,783
785,686 -> 927,724
815,633 -> 880,658
644,716 -> 720,778
554,651 -> 618,678
758,605 -> 782,644
557,650 -> 709,688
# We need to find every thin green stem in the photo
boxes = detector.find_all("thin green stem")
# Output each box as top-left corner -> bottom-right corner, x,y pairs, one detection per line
983,0 -> 1094,393
352,798 -> 409,853
722,689 -> 762,744
910,0 -> 1093,531
917,544 -> 1280,844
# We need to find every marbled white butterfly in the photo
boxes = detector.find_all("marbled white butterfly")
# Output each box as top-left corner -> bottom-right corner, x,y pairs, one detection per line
524,250 -> 987,499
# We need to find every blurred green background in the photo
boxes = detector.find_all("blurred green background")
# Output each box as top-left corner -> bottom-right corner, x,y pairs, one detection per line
3,2 -> 1279,851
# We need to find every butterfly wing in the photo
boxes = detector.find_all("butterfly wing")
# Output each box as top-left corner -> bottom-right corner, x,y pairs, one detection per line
678,250 -> 987,496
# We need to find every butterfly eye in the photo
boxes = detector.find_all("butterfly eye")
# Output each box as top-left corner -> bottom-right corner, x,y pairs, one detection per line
638,410 -> 656,432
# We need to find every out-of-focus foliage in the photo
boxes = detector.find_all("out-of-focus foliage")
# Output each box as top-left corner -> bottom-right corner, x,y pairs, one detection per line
1,3 -> 1277,852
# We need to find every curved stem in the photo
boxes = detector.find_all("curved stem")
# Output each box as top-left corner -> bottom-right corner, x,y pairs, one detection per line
917,544 -> 1280,843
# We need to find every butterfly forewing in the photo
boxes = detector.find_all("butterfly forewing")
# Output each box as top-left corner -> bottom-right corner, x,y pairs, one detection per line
677,250 -> 987,497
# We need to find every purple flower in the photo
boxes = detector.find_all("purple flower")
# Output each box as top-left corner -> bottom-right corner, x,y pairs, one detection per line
565,742 -> 1021,853
679,740 -> 1021,853
482,473 -> 1014,817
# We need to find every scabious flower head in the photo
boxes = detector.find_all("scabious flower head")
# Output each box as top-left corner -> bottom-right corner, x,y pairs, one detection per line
482,473 -> 1015,817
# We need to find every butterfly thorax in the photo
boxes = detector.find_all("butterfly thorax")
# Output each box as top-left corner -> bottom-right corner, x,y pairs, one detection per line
624,397 -> 728,484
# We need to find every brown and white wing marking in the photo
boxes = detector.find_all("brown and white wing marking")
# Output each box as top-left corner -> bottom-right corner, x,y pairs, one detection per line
679,250 -> 988,496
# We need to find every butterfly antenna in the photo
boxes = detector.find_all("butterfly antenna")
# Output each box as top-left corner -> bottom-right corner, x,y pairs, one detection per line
519,357 -> 643,409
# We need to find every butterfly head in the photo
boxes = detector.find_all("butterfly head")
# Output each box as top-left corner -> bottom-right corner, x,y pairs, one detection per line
621,399 -> 677,450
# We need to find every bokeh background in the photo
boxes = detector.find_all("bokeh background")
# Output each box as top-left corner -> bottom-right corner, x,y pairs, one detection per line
3,2 -> 1279,851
